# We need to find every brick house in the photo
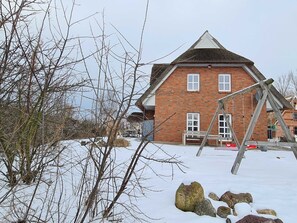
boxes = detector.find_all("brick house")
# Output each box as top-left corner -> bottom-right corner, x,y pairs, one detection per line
273,96 -> 297,141
136,31 -> 291,144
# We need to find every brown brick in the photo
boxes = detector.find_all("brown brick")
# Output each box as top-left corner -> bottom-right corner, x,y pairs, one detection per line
154,66 -> 267,144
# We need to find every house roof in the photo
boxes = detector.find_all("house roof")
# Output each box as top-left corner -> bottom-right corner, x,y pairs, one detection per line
172,48 -> 253,65
136,31 -> 292,110
127,112 -> 144,122
150,64 -> 170,85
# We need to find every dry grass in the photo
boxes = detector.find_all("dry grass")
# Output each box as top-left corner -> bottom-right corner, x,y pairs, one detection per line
112,138 -> 130,147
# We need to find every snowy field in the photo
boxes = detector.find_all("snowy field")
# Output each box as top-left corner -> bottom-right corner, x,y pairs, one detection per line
1,138 -> 297,222
130,139 -> 297,223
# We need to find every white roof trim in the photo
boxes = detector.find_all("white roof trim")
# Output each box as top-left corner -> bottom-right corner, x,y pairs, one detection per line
142,65 -> 178,107
194,31 -> 220,49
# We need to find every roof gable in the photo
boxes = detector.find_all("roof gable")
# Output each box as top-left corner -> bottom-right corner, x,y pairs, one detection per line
136,31 -> 292,111
189,30 -> 225,50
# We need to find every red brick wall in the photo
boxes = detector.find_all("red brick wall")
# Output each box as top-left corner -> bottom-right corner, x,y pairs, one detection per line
275,110 -> 297,138
154,66 -> 268,144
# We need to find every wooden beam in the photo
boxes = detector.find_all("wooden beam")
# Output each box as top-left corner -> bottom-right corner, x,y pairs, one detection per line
246,141 -> 297,147
231,88 -> 268,174
196,104 -> 222,156
218,79 -> 273,103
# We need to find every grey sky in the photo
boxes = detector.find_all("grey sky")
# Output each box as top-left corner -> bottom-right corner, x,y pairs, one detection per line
75,0 -> 297,81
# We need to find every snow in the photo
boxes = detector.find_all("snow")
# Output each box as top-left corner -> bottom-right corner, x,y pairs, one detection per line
1,138 -> 297,222
129,140 -> 297,223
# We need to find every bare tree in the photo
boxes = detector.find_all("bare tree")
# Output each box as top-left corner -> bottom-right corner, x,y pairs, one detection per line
0,1 -> 184,222
71,3 -> 184,222
0,0 -> 86,186
274,71 -> 297,97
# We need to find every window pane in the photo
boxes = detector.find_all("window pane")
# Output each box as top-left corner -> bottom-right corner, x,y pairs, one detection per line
225,83 -> 230,90
219,83 -> 224,90
189,75 -> 193,82
224,75 -> 230,82
219,75 -> 224,82
188,114 -> 192,119
193,83 -> 198,90
194,75 -> 198,82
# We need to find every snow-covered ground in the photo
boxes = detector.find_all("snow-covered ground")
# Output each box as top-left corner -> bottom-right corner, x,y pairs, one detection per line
1,138 -> 296,222
130,139 -> 297,223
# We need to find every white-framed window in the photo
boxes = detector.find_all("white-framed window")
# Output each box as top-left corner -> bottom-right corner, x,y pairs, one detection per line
218,74 -> 231,92
218,114 -> 232,139
187,74 -> 199,91
187,113 -> 200,132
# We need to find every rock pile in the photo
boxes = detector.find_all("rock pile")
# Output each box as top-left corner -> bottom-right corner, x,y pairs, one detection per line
175,181 -> 283,223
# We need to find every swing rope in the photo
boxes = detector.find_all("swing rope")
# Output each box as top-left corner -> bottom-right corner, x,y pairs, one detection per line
242,94 -> 246,135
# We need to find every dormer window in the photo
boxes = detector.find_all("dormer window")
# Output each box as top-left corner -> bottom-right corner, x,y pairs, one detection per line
218,74 -> 231,92
187,74 -> 199,91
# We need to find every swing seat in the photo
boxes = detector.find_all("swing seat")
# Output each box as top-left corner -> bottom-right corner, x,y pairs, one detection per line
224,143 -> 257,150
247,144 -> 257,149
226,143 -> 236,148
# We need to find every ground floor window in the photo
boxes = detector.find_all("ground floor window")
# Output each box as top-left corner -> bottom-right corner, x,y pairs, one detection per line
294,126 -> 297,135
218,114 -> 232,139
187,113 -> 200,131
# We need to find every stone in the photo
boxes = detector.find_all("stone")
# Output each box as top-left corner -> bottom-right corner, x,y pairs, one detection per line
233,215 -> 283,223
208,192 -> 220,201
175,181 -> 204,212
219,191 -> 253,208
193,198 -> 216,217
256,208 -> 277,216
217,206 -> 231,218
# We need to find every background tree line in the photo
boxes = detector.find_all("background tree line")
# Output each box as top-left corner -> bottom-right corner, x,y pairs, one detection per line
0,1 -> 181,222
275,70 -> 297,97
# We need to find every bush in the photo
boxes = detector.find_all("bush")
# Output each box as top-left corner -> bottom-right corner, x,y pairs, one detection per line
112,138 -> 130,147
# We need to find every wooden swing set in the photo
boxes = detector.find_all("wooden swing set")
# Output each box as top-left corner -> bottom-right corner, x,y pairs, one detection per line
196,78 -> 297,174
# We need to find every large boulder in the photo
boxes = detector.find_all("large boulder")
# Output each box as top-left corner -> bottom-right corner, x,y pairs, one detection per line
219,191 -> 253,208
231,214 -> 283,223
217,206 -> 232,218
193,198 -> 216,217
175,181 -> 204,212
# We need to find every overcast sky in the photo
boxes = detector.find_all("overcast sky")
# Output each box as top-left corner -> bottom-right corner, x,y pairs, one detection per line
73,0 -> 297,81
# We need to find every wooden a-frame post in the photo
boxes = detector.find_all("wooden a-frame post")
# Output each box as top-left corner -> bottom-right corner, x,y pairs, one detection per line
196,79 -> 297,174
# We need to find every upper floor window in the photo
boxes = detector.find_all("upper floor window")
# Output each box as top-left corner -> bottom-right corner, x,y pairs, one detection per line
187,74 -> 199,91
218,74 -> 231,92
187,113 -> 200,132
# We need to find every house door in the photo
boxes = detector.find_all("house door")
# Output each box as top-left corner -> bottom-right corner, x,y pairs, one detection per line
142,120 -> 154,141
